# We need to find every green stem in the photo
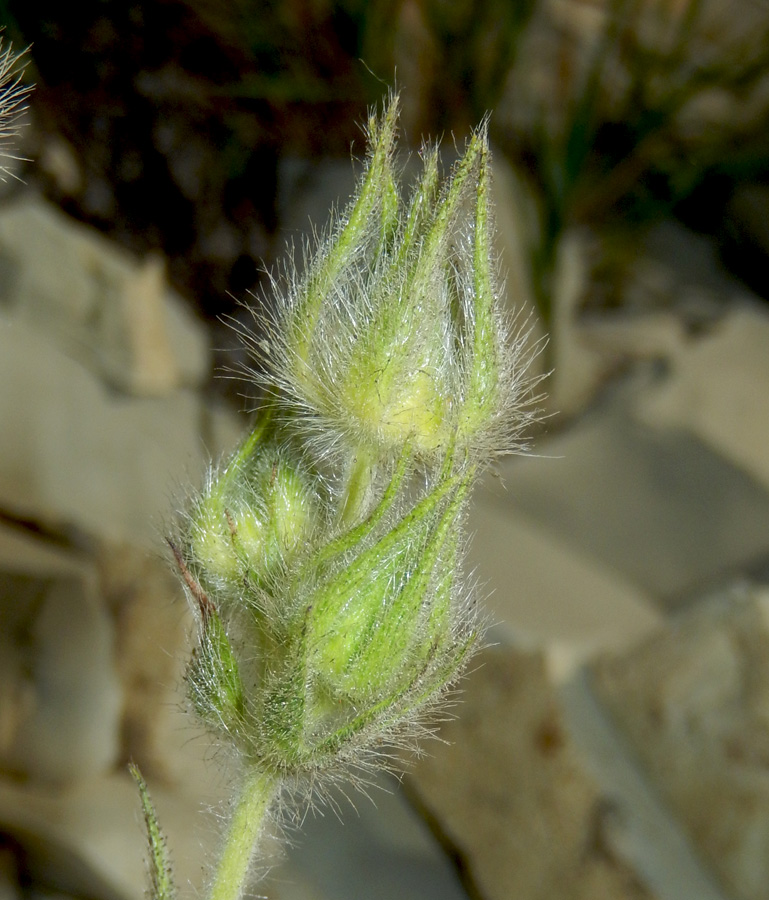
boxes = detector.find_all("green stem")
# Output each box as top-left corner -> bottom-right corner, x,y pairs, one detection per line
208,769 -> 279,900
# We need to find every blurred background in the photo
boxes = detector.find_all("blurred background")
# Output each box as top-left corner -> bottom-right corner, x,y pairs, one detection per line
1,1 -> 769,899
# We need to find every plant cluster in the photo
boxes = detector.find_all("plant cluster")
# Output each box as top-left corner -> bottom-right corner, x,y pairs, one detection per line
136,95 -> 542,900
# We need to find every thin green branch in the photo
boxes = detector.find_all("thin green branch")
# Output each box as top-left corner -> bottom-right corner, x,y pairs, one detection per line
207,769 -> 279,900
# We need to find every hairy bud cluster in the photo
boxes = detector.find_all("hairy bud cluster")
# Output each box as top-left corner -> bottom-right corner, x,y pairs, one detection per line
171,96 -> 541,781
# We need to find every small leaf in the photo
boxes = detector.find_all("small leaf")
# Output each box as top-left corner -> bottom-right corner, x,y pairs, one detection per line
129,763 -> 176,900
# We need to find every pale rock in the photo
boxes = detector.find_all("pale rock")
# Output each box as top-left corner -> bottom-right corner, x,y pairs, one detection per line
97,540 -> 225,789
578,311 -> 687,368
548,229 -> 615,414
200,398 -> 249,463
275,772 -> 469,900
634,306 -> 769,491
469,489 -> 662,677
0,315 -> 206,546
0,770 -> 222,900
0,523 -> 121,784
489,410 -> 769,606
490,160 -> 609,414
592,584 -> 769,900
488,151 -> 542,328
406,646 -> 658,900
0,195 -> 209,395
117,254 -> 181,395
561,671 -> 731,900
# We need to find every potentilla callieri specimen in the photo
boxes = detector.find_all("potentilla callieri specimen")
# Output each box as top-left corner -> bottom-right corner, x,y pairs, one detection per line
139,95 -> 543,900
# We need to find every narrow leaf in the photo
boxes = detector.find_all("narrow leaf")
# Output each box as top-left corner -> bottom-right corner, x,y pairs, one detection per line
129,763 -> 176,900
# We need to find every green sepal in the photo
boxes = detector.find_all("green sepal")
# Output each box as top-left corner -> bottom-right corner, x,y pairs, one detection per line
308,473 -> 462,696
351,474 -> 470,692
187,606 -> 245,737
256,617 -> 310,769
290,97 -> 400,367
459,134 -> 501,440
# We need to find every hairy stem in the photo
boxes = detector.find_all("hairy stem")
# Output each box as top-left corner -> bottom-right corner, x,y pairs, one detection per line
208,769 -> 279,900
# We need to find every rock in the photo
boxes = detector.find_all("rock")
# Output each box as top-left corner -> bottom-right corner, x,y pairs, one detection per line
489,409 -> 769,608
468,485 -> 662,676
201,398 -> 250,464
97,539 -> 225,790
547,229 -> 615,415
561,671 -> 731,900
406,646 -> 658,900
634,306 -> 769,492
577,311 -> 687,369
0,196 -> 209,395
0,770 -> 221,900
490,160 -> 608,414
592,584 -> 769,900
0,315 -> 205,547
0,522 -> 121,784
275,772 -> 469,900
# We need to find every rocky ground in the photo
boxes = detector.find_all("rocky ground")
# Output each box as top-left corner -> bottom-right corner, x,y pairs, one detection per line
2,131 -> 769,900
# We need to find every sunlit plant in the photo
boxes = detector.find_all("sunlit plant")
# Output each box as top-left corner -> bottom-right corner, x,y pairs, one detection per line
134,94 -> 543,900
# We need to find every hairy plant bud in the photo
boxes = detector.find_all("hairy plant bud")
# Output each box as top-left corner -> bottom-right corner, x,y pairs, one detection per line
307,472 -> 467,699
145,92 -> 548,900
169,95 -> 542,783
235,466 -> 476,773
185,426 -> 320,595
258,97 -> 540,467
187,601 -> 245,737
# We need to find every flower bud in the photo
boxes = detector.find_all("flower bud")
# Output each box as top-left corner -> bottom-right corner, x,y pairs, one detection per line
218,462 -> 477,773
261,101 -> 538,467
170,96 -> 542,781
186,430 -> 319,595
307,472 -> 467,699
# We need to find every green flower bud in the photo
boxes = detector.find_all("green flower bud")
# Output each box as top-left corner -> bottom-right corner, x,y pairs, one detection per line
308,472 -> 465,699
167,538 -> 246,737
156,95 -> 545,900
168,95 -> 542,783
259,100 -> 540,466
186,427 -> 319,594
218,461 -> 476,774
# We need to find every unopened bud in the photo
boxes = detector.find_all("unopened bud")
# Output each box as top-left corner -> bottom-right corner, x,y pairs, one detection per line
308,472 -> 464,698
187,434 -> 318,594
263,103 -> 537,466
